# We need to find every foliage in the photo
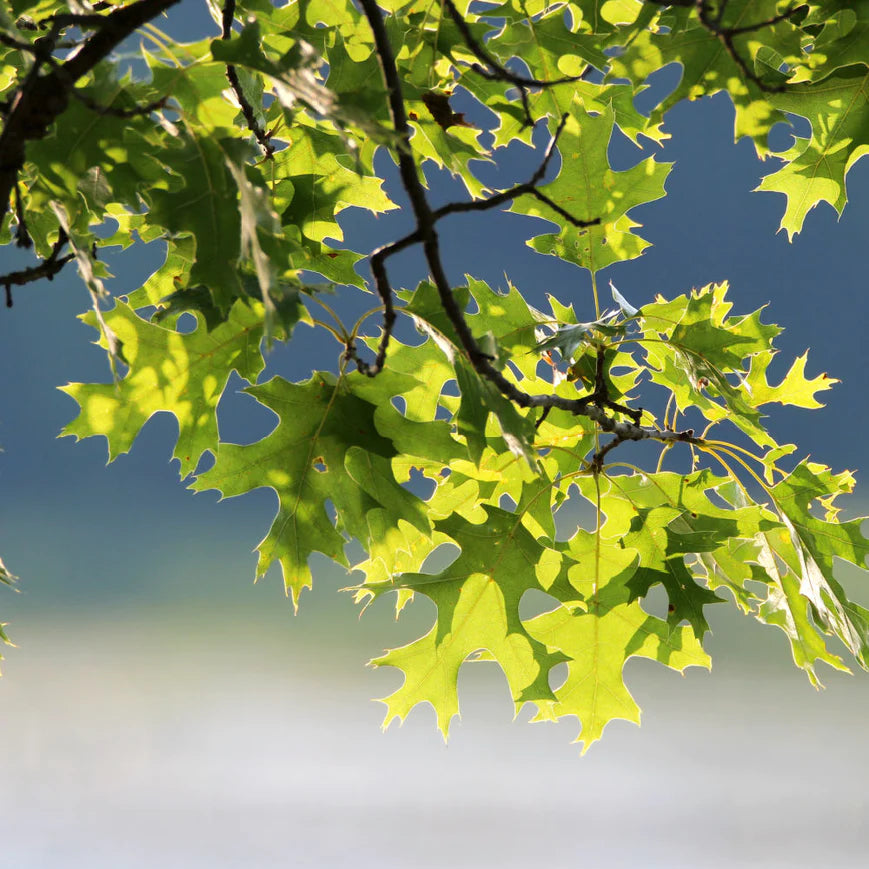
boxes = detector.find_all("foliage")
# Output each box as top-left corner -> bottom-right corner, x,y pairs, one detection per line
1,0 -> 868,751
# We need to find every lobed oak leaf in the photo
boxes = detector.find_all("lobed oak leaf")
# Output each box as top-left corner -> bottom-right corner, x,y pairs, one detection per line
60,299 -> 268,477
191,372 -> 434,607
526,531 -> 709,752
370,507 -> 574,737
510,100 -> 671,273
743,350 -> 838,409
759,68 -> 869,238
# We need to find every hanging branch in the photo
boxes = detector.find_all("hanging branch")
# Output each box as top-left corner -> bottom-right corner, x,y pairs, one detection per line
221,0 -> 274,158
0,227 -> 73,307
343,113 -> 598,376
441,0 -> 591,127
357,0 -> 700,469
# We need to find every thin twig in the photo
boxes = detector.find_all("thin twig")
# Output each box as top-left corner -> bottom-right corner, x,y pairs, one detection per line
442,0 -> 590,127
0,227 -> 73,307
591,427 -> 695,475
694,0 -> 796,94
221,0 -> 274,157
534,406 -> 551,430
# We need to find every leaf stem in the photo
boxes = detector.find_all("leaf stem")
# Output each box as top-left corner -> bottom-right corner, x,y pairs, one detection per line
309,318 -> 347,345
590,270 -> 601,321
703,438 -> 769,468
306,296 -> 350,339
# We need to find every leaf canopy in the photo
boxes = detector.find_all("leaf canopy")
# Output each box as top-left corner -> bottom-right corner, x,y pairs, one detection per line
1,0 -> 867,746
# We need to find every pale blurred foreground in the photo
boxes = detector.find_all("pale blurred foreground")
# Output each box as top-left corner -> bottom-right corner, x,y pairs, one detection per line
2,549 -> 868,869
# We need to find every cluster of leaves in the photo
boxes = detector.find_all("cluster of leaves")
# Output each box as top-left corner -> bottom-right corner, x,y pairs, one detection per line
1,0 -> 868,749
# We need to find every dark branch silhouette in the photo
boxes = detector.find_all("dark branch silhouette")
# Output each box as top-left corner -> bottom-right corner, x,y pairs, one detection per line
441,0 -> 592,127
344,111 -> 598,377
357,0 -> 699,468
221,0 -> 274,158
0,228 -> 73,308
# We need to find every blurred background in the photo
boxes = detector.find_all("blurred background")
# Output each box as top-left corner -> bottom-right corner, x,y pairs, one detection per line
1,2 -> 868,866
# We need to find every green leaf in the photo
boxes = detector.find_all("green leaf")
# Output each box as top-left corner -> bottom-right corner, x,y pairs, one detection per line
526,529 -> 710,753
0,555 -> 16,589
743,350 -> 838,408
754,529 -> 851,686
510,100 -> 671,273
608,0 -> 803,155
797,2 -> 868,82
370,506 -> 572,737
60,300 -> 270,477
401,279 -> 539,465
276,125 -> 398,242
0,555 -> 16,670
638,283 -> 785,445
766,461 -> 869,668
493,2 -> 609,99
581,470 -> 772,638
759,68 -> 869,238
210,19 -> 396,148
224,155 -> 285,342
25,71 -> 167,223
146,132 -> 244,310
192,372 -> 434,605
696,536 -> 767,614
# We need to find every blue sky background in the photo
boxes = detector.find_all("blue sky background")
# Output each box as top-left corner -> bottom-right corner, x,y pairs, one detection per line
1,3 -> 868,866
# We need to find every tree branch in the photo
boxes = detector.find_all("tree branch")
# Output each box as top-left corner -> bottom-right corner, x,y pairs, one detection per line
0,228 -> 72,307
221,0 -> 274,158
695,0 -> 798,94
357,0 -> 696,466
442,0 -> 591,127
